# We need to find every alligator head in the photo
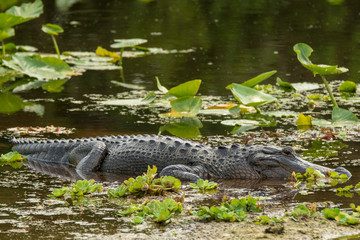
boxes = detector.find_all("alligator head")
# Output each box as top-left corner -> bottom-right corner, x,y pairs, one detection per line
249,145 -> 352,179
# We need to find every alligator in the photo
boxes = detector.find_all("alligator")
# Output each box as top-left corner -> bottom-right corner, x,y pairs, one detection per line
11,134 -> 351,182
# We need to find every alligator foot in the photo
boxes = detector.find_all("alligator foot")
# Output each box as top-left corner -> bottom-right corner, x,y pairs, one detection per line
68,141 -> 108,172
160,164 -> 208,182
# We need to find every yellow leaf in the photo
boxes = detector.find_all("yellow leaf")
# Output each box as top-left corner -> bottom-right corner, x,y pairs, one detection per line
297,113 -> 312,126
95,46 -> 120,63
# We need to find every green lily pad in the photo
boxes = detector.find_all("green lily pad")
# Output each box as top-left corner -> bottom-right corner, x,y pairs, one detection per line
292,82 -> 321,91
0,27 -> 15,41
242,70 -> 277,88
111,81 -> 145,90
167,79 -> 201,97
3,54 -> 73,80
169,96 -> 202,117
220,119 -> 261,126
297,113 -> 312,126
332,107 -> 359,123
111,38 -> 148,49
293,43 -> 348,76
0,92 -> 24,114
6,0 -> 43,20
339,81 -> 357,93
276,77 -> 295,91
159,117 -> 202,139
41,23 -> 63,36
226,83 -> 276,107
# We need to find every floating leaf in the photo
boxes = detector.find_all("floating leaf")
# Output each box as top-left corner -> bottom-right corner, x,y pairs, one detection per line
165,96 -> 202,117
293,43 -> 348,76
41,79 -> 68,92
111,38 -> 148,48
41,23 -> 63,35
297,113 -> 312,126
167,79 -> 201,97
0,92 -> 24,114
3,54 -> 73,80
339,81 -> 357,93
159,117 -> 202,139
242,70 -> 277,88
231,125 -> 258,134
111,81 -> 145,90
6,0 -> 43,21
226,83 -> 276,106
0,27 -> 15,41
332,107 -> 358,123
276,77 -> 295,91
95,46 -> 120,62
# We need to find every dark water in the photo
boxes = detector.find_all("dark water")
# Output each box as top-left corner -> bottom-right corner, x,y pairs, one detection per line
1,0 -> 360,238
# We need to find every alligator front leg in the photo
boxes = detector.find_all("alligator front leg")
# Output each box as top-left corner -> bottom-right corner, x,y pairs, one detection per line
160,165 -> 209,182
69,141 -> 108,172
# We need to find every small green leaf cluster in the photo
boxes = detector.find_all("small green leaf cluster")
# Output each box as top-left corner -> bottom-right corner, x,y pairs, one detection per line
285,205 -> 319,221
118,198 -> 183,224
48,179 -> 102,199
322,207 -> 360,225
335,182 -> 360,198
193,196 -> 261,222
189,179 -> 218,192
0,151 -> 27,168
108,166 -> 181,197
294,167 -> 348,190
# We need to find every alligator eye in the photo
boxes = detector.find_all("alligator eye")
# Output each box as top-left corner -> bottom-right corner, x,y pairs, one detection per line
282,146 -> 294,156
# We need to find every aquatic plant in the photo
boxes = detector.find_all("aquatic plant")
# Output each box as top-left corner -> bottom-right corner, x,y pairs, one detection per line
193,196 -> 261,222
49,179 -> 102,199
0,151 -> 27,168
155,78 -> 203,118
189,179 -> 218,192
118,198 -> 183,224
293,43 -> 358,124
107,166 -> 181,197
226,70 -> 277,112
41,23 -> 64,58
0,0 -> 43,57
110,38 -> 148,81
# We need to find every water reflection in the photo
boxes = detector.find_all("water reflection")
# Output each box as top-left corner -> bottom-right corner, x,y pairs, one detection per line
159,117 -> 203,139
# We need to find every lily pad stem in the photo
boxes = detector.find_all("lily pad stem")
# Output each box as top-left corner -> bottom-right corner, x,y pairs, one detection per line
320,75 -> 338,108
119,48 -> 125,82
1,41 -> 5,57
51,35 -> 61,59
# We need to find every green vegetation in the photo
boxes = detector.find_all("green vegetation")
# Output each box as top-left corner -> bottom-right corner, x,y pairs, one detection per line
48,179 -> 102,199
118,198 -> 183,224
189,179 -> 218,192
193,196 -> 261,222
41,23 -> 64,58
107,166 -> 181,197
293,43 -> 358,124
0,151 -> 27,168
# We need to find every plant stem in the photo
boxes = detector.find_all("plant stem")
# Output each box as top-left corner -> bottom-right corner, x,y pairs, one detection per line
320,75 -> 338,108
51,35 -> 61,59
119,48 -> 125,82
1,41 -> 5,57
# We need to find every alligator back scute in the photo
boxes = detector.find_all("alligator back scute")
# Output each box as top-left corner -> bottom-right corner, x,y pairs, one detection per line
12,138 -> 81,165
100,134 -> 211,175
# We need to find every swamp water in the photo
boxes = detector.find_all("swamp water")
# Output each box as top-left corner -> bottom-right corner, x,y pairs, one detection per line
1,0 -> 360,239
